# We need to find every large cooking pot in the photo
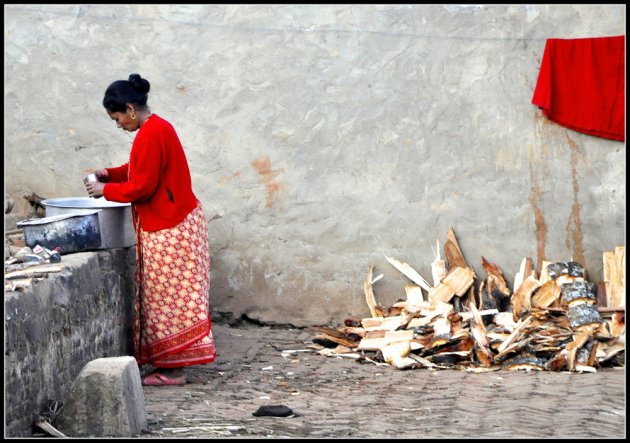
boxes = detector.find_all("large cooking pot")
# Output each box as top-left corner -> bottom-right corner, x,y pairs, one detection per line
41,197 -> 135,249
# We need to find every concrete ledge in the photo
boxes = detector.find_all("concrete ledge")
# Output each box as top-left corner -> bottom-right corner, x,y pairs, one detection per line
4,248 -> 136,437
55,356 -> 148,437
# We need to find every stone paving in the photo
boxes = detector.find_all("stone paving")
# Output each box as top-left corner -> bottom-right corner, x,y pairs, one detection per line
140,322 -> 626,439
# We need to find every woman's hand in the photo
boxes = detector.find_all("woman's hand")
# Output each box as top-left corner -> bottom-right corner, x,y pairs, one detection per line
85,181 -> 106,198
94,168 -> 109,182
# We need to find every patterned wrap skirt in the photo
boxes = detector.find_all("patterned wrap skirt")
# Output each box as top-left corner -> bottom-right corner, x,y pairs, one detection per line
133,202 -> 216,368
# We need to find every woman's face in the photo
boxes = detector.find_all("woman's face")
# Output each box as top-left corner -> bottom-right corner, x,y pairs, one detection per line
107,105 -> 139,132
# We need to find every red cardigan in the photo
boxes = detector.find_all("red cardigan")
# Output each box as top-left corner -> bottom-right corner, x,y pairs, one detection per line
103,114 -> 199,231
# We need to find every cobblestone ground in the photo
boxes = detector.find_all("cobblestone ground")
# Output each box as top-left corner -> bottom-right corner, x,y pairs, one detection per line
140,322 -> 626,439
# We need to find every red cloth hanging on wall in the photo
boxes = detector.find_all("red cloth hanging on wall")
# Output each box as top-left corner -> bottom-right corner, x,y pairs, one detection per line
532,35 -> 625,142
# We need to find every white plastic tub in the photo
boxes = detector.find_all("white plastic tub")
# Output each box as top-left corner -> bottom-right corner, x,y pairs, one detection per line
41,197 -> 135,249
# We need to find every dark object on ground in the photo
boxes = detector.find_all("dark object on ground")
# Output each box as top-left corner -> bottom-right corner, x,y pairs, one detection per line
252,405 -> 296,417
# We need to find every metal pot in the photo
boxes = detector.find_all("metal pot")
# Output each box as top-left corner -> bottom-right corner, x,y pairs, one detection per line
17,211 -> 102,254
41,197 -> 135,249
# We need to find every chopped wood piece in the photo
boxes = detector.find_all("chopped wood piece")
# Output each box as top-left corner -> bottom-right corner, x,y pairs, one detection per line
317,348 -> 361,359
362,265 -> 381,318
502,353 -> 545,371
431,239 -> 447,286
565,332 -> 591,371
469,304 -> 494,367
312,326 -> 359,348
385,256 -> 431,292
365,330 -> 387,339
481,256 -> 510,298
513,257 -> 536,293
339,326 -> 367,338
407,353 -> 437,368
361,315 -> 403,331
384,329 -> 415,342
603,246 -> 625,309
4,278 -> 34,291
35,419 -> 67,438
459,309 -> 499,322
497,315 -> 533,354
404,285 -> 425,308
4,264 -> 64,280
444,227 -> 469,269
539,260 -> 554,284
428,266 -> 475,304
511,275 -> 541,320
381,340 -> 411,364
531,280 -> 561,308
391,355 -> 422,369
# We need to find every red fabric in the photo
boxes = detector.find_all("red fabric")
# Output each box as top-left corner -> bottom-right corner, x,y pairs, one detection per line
532,35 -> 625,142
103,114 -> 199,231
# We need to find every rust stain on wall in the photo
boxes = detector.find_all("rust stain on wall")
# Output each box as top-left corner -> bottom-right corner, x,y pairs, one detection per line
564,132 -> 585,267
218,170 -> 241,185
529,113 -> 550,273
251,155 -> 285,208
528,149 -> 548,274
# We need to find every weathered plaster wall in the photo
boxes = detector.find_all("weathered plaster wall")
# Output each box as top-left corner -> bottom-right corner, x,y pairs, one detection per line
4,5 -> 626,326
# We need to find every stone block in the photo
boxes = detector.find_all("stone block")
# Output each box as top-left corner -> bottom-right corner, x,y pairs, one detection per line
55,356 -> 147,437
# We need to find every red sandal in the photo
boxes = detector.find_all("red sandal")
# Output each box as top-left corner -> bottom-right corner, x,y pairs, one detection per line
141,371 -> 187,386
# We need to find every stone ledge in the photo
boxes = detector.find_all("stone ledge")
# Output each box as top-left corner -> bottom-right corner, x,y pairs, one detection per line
4,248 -> 136,437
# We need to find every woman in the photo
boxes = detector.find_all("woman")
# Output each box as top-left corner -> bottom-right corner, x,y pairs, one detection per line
85,73 -> 216,385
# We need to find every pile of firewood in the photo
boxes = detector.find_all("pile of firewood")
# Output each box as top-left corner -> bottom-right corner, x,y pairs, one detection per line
312,228 -> 625,372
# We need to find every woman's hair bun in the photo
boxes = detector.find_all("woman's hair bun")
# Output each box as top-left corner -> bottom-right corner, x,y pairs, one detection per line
128,73 -> 150,94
